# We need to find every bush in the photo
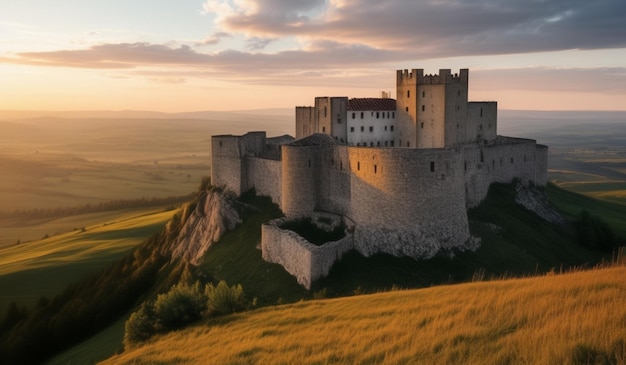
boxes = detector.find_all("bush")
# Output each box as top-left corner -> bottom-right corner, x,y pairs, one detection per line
124,280 -> 248,346
154,282 -> 207,330
124,302 -> 156,346
206,281 -> 246,316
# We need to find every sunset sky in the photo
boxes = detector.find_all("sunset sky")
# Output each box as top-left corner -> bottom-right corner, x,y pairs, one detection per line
1,0 -> 625,112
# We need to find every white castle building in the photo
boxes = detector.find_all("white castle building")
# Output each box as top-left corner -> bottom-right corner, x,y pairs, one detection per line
211,68 -> 548,288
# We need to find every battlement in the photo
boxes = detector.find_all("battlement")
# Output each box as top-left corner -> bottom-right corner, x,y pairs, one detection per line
397,68 -> 468,85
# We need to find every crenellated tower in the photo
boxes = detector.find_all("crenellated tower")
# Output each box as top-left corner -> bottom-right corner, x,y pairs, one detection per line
396,69 -> 470,148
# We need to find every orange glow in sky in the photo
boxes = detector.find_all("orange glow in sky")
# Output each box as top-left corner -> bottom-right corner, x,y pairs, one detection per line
1,1 -> 625,112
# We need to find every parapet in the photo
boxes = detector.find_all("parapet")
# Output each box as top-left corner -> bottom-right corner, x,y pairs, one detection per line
397,68 -> 468,85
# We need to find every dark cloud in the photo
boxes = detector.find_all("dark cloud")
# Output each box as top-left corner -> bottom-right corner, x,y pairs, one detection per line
212,0 -> 626,57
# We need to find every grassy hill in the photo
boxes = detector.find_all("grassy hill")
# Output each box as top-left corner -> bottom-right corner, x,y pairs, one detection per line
0,207 -> 178,314
102,264 -> 626,365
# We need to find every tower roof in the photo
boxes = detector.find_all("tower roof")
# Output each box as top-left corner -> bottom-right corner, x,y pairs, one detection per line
348,98 -> 396,111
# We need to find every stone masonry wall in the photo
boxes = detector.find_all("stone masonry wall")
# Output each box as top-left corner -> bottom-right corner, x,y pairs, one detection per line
347,147 -> 471,257
463,137 -> 546,207
244,157 -> 282,205
261,215 -> 354,289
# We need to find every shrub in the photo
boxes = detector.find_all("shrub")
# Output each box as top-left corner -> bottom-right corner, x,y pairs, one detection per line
154,282 -> 207,330
124,302 -> 156,347
206,281 -> 246,316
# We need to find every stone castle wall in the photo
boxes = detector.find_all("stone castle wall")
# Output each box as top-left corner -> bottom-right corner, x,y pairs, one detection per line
346,147 -> 470,257
261,214 -> 354,289
463,137 -> 546,207
244,157 -> 282,205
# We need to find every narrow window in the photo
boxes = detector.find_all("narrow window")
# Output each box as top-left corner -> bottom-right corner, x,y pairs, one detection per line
377,141 -> 380,146
322,126 -> 326,133
350,127 -> 354,132
376,112 -> 380,118
464,161 -> 467,171
219,141 -> 223,147
420,122 -> 424,129
369,126 -> 373,132
480,124 -> 483,131
458,90 -> 461,96
357,162 -> 360,171
492,160 -> 495,169
351,112 -> 355,119
430,161 -> 435,172
385,141 -> 388,146
308,159 -> 311,168
370,142 -> 374,147
422,91 -> 425,97
391,141 -> 395,147
390,125 -> 394,132
374,164 -> 378,173
421,105 -> 425,112
480,108 -> 483,117
385,126 -> 388,131
337,118 -> 341,124
392,112 -> 395,118
480,150 -> 484,163
407,90 -> 410,98
407,142 -> 410,147
361,126 -> 364,132
361,112 -> 364,119
324,106 -> 327,117
405,106 -> 409,112
340,161 -> 343,170
331,159 -> 334,166
511,157 -> 514,164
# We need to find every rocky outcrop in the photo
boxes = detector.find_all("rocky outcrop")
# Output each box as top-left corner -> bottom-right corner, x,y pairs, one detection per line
170,189 -> 248,265
515,183 -> 565,225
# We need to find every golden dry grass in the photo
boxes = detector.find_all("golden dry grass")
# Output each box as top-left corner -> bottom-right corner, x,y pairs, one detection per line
102,266 -> 626,365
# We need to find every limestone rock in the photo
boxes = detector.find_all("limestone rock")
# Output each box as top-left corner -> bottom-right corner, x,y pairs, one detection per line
171,189 -> 245,265
515,183 -> 565,225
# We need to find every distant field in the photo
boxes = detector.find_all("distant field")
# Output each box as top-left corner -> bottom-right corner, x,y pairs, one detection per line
0,111 -> 292,245
0,207 -> 178,313
102,265 -> 626,365
499,110 -> 626,205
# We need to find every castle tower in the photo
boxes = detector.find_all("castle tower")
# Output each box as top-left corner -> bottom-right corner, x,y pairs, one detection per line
396,69 -> 469,148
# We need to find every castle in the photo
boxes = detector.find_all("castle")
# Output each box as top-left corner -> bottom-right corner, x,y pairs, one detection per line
211,68 -> 548,289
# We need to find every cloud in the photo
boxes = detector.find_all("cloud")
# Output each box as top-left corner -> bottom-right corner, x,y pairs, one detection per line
196,31 -> 232,46
203,0 -> 626,57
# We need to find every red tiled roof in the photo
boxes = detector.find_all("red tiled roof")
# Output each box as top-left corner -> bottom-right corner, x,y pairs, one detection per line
348,98 -> 396,111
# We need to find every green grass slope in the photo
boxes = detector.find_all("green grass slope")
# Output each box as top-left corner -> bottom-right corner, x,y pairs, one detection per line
102,265 -> 626,365
0,208 -> 177,313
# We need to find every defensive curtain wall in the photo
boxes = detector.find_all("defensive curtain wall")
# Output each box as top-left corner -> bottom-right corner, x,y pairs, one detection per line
211,132 -> 547,288
211,132 -> 292,206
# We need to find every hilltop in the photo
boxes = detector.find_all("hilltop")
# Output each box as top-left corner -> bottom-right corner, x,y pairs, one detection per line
102,264 -> 626,365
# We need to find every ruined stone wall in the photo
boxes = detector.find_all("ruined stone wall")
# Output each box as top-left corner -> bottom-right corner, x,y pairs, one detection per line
347,146 -> 470,258
261,215 -> 354,289
463,137 -> 546,207
244,157 -> 282,205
